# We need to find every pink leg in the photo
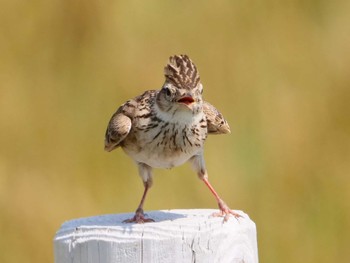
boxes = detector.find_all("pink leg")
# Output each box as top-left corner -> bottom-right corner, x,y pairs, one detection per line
202,177 -> 242,222
123,182 -> 155,223
190,155 -> 242,222
123,163 -> 154,223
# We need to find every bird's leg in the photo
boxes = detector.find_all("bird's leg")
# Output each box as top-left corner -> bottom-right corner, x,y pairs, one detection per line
123,182 -> 154,223
202,177 -> 242,221
123,163 -> 155,223
190,154 -> 242,222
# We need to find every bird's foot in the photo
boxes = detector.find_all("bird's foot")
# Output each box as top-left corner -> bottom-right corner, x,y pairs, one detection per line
212,199 -> 243,222
123,208 -> 155,224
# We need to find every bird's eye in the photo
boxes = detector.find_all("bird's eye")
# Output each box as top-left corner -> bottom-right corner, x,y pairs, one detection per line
164,87 -> 172,98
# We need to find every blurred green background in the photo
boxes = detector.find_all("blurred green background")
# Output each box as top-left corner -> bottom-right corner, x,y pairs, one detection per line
1,0 -> 350,262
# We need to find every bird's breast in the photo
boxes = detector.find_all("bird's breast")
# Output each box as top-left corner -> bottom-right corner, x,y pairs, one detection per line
122,115 -> 207,168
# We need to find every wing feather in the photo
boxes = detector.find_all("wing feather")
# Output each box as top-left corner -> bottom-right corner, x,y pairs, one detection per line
104,104 -> 133,152
202,101 -> 231,135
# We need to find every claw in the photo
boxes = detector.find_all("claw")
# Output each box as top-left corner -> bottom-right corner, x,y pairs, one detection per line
123,208 -> 155,224
212,199 -> 243,222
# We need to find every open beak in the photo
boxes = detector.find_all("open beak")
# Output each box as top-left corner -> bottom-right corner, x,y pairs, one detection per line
177,96 -> 195,105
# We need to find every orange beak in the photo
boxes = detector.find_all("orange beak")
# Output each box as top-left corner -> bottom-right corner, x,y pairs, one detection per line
177,96 -> 195,105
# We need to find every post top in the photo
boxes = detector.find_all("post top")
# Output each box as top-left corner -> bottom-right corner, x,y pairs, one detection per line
54,209 -> 258,263
55,209 -> 255,242
56,209 -> 253,230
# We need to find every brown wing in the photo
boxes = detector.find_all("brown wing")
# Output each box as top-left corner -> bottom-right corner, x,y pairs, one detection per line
202,101 -> 231,135
104,100 -> 135,152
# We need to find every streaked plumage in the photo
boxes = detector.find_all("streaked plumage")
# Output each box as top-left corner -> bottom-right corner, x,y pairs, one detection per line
105,55 -> 240,223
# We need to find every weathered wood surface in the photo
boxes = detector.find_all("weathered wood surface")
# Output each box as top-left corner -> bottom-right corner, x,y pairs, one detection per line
54,209 -> 258,263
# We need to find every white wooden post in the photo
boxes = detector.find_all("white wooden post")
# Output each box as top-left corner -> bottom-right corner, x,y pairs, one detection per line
54,209 -> 258,263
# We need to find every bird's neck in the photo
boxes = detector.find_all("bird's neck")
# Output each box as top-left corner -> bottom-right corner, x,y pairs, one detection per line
154,102 -> 203,124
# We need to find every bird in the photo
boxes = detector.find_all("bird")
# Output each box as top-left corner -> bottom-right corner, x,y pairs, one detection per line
104,54 -> 241,223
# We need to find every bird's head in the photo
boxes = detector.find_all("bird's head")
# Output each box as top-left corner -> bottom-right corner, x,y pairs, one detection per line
156,55 -> 203,115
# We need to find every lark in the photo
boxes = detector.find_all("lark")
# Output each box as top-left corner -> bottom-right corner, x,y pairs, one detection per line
105,55 -> 241,223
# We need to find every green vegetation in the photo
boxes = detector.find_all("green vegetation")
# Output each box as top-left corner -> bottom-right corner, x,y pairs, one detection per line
0,1 -> 349,262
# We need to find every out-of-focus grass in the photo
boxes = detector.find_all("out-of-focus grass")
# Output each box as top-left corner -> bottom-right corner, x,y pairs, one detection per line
1,0 -> 350,262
